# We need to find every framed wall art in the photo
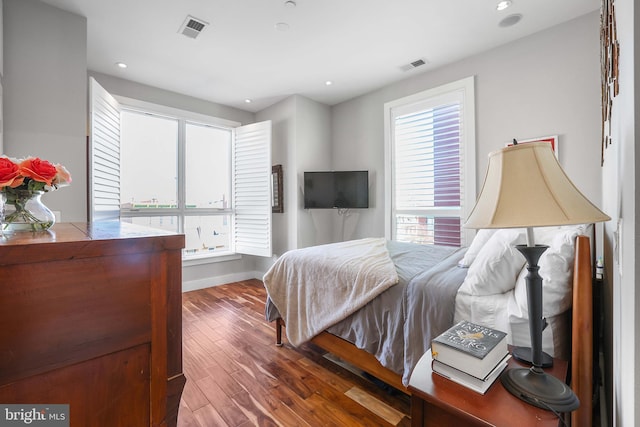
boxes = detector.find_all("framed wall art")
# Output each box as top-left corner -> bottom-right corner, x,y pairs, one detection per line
272,164 -> 283,213
508,135 -> 559,158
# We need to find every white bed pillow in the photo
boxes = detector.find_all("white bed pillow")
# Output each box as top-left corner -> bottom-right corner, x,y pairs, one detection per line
458,229 -> 497,268
457,229 -> 527,296
509,224 -> 589,318
454,291 -> 511,338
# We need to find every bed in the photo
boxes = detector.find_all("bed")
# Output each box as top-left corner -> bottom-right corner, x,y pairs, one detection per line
263,224 -> 594,424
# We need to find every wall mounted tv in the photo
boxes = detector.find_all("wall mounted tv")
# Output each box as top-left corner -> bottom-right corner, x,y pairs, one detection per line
303,171 -> 369,209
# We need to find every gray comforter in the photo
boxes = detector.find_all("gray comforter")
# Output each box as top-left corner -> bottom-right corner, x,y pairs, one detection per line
265,240 -> 468,386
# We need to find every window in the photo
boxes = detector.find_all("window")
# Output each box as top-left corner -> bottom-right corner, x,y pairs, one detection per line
89,78 -> 272,259
384,77 -> 476,247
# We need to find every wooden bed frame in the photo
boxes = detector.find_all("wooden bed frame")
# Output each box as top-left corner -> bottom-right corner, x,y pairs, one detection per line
274,235 -> 594,425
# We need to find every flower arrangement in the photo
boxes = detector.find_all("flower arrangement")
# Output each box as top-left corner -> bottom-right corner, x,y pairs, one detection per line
0,156 -> 72,193
0,156 -> 72,231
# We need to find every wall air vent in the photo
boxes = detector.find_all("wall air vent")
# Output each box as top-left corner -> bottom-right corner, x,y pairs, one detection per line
400,58 -> 427,72
179,15 -> 209,39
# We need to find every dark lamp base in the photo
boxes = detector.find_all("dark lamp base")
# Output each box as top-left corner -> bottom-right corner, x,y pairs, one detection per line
511,346 -> 553,368
500,367 -> 579,413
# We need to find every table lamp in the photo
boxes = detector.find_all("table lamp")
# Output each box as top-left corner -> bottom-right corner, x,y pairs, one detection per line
464,141 -> 610,412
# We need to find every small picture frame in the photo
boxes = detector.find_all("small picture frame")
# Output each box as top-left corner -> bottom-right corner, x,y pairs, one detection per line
272,164 -> 283,213
509,135 -> 558,158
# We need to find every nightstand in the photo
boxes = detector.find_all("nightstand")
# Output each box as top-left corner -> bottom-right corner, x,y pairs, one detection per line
408,349 -> 569,427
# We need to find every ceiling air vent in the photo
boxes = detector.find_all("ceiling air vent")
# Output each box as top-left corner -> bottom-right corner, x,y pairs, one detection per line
179,15 -> 209,39
400,58 -> 427,72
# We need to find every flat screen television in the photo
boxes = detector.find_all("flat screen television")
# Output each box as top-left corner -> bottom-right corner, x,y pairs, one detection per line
303,171 -> 369,209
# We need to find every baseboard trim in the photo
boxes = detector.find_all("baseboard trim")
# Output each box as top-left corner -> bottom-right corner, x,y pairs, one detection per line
182,271 -> 263,292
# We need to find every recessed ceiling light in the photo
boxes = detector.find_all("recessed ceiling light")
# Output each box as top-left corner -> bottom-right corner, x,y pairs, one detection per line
496,1 -> 512,11
115,62 -> 127,69
499,13 -> 522,27
275,22 -> 290,31
284,1 -> 296,8
244,99 -> 252,104
325,81 -> 333,86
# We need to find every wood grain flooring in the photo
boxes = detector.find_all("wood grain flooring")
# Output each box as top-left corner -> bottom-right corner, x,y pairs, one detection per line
177,279 -> 411,427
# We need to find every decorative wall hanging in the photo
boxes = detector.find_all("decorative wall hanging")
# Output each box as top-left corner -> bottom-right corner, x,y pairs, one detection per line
272,164 -> 283,213
600,0 -> 619,165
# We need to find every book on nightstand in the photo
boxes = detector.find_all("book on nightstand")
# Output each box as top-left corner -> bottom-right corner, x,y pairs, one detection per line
432,354 -> 511,394
431,320 -> 508,380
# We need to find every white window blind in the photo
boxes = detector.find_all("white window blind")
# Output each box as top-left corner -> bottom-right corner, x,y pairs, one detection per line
233,121 -> 272,257
385,77 -> 476,247
89,78 -> 121,221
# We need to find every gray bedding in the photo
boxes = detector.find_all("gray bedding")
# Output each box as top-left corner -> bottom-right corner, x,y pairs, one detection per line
265,240 -> 468,386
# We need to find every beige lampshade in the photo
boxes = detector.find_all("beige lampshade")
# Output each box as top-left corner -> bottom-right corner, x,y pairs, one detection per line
464,142 -> 610,229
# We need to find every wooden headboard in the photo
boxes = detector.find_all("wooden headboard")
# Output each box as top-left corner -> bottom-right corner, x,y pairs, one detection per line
571,234 -> 594,426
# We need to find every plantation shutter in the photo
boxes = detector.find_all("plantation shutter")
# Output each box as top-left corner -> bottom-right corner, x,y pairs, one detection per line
233,120 -> 272,257
89,77 -> 121,221
391,96 -> 465,246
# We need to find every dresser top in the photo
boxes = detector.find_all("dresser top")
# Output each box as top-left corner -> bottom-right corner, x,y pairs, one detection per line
0,221 -> 185,265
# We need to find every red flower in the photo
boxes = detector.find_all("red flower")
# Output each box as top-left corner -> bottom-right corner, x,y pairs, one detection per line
0,155 -> 71,194
19,157 -> 58,186
0,157 -> 23,188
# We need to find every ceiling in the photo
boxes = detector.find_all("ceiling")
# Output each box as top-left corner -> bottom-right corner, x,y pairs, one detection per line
39,0 -> 600,113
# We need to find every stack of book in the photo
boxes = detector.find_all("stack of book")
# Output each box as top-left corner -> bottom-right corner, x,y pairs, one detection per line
430,320 -> 510,394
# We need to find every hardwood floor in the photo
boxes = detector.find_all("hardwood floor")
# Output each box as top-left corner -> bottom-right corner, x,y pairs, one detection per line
177,279 -> 411,427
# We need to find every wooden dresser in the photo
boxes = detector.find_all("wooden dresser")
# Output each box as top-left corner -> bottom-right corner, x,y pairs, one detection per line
0,222 -> 185,427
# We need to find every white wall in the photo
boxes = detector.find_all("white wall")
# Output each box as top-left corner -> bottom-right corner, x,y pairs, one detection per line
89,71 -> 254,126
331,12 -> 603,243
256,94 -> 332,256
256,95 -> 297,258
601,0 -> 638,425
3,0 -> 87,221
294,96 -> 332,248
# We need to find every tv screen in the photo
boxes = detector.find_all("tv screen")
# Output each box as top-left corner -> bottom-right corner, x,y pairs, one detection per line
304,171 -> 369,209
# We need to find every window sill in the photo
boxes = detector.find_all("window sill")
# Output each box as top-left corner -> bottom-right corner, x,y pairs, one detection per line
182,251 -> 242,266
